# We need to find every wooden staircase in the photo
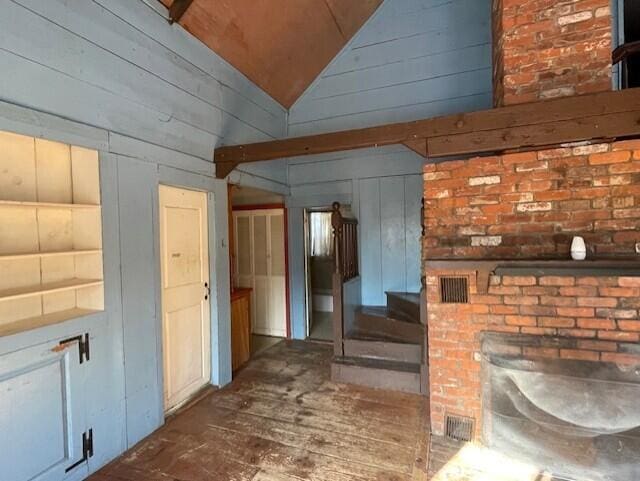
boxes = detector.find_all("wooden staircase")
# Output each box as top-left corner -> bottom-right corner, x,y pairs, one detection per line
329,203 -> 427,395
332,291 -> 427,394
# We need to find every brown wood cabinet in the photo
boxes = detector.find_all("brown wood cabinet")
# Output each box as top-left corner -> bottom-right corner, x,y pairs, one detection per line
231,288 -> 252,371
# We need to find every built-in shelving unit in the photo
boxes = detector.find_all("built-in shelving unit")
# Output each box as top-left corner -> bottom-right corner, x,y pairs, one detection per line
0,130 -> 104,337
0,200 -> 100,209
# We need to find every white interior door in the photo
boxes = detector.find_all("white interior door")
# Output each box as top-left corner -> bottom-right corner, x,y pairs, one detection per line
159,185 -> 211,412
233,209 -> 286,337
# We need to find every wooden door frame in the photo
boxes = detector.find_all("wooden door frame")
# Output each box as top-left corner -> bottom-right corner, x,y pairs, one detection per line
231,203 -> 291,338
157,183 -> 213,413
302,206 -> 335,339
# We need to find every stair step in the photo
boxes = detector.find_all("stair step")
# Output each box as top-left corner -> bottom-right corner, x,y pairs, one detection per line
331,356 -> 422,394
346,328 -> 420,345
386,291 -> 421,324
354,306 -> 423,344
343,337 -> 422,363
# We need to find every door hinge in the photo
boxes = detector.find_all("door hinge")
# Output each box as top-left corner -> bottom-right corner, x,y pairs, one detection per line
65,429 -> 94,473
59,333 -> 90,364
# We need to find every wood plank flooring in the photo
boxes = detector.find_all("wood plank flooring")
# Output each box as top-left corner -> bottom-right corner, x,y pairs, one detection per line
90,340 -> 430,481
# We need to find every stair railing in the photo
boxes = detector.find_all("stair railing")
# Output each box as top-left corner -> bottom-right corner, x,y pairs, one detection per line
331,202 -> 359,356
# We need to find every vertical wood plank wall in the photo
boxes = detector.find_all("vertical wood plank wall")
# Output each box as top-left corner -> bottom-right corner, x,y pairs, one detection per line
288,0 -> 493,136
0,0 -> 286,477
286,146 -> 425,336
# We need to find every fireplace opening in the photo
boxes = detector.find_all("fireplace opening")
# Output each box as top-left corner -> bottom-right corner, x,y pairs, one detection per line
481,333 -> 640,481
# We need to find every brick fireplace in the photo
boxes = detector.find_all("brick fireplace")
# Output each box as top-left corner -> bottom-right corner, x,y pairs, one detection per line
421,2 -> 640,477
424,141 -> 640,438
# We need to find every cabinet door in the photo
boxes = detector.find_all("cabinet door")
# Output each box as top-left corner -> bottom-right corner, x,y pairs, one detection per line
252,213 -> 271,336
0,338 -> 87,481
234,213 -> 253,290
267,212 -> 286,337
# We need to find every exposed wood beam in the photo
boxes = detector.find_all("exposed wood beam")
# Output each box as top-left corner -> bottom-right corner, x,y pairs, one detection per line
168,0 -> 194,24
215,161 -> 238,179
403,139 -> 428,158
214,88 -> 640,178
427,110 -> 640,157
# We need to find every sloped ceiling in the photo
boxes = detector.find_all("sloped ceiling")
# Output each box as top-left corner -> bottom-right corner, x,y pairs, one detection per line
160,0 -> 383,108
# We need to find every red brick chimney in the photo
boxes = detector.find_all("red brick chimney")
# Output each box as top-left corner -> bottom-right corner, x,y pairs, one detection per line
423,2 -> 640,443
492,0 -> 613,106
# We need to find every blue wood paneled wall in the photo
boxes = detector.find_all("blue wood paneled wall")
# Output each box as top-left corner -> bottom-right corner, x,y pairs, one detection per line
286,146 -> 425,337
0,0 -> 495,474
0,0 -> 287,478
289,0 -> 493,136
285,0 -> 493,338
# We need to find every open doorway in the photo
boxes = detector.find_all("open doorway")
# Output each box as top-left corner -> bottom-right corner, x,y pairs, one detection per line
304,209 -> 335,341
304,205 -> 354,341
229,185 -> 289,370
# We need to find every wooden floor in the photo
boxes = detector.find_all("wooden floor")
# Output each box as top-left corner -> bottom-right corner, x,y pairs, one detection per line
90,340 -> 430,481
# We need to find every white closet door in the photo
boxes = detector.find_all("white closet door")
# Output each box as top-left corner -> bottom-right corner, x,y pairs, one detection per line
233,209 -> 286,337
252,213 -> 271,336
268,213 -> 286,337
235,213 -> 252,290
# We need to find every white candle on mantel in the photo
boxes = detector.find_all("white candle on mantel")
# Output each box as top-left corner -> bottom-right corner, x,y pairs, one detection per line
571,236 -> 587,260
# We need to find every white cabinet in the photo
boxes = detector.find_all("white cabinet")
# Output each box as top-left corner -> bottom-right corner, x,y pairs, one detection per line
233,209 -> 286,337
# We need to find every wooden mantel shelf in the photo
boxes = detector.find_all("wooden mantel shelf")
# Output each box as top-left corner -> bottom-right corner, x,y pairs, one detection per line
214,88 -> 640,178
424,259 -> 640,294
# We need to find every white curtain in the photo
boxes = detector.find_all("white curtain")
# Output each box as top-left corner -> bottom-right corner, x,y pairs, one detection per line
310,212 -> 333,257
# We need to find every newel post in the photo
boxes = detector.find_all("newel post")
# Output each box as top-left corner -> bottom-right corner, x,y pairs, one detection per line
331,202 -> 344,278
331,202 -> 345,356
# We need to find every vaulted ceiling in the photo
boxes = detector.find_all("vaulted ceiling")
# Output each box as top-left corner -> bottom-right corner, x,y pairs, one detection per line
159,0 -> 383,108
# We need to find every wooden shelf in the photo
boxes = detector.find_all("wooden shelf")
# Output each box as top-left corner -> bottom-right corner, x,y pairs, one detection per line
0,279 -> 104,302
0,308 -> 101,338
424,259 -> 640,294
0,200 -> 100,209
0,132 -> 104,333
0,249 -> 102,260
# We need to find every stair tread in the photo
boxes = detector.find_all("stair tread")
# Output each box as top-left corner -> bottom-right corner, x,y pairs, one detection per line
357,306 -> 416,323
333,355 -> 421,374
386,291 -> 420,305
346,329 -> 421,345
358,305 -> 421,325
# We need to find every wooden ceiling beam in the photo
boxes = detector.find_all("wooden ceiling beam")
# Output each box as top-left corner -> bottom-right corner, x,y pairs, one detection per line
403,139 -> 428,158
214,88 -> 640,178
168,0 -> 194,24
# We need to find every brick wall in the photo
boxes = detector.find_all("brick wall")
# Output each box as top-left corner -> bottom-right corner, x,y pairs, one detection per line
492,0 -> 612,106
426,271 -> 640,437
423,140 -> 640,260
423,140 -> 640,437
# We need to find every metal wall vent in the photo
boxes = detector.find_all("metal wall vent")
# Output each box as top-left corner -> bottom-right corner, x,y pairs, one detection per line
445,414 -> 475,442
439,276 -> 469,304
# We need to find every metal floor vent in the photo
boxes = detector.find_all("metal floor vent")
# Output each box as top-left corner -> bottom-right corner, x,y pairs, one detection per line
445,414 -> 475,442
439,276 -> 469,304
